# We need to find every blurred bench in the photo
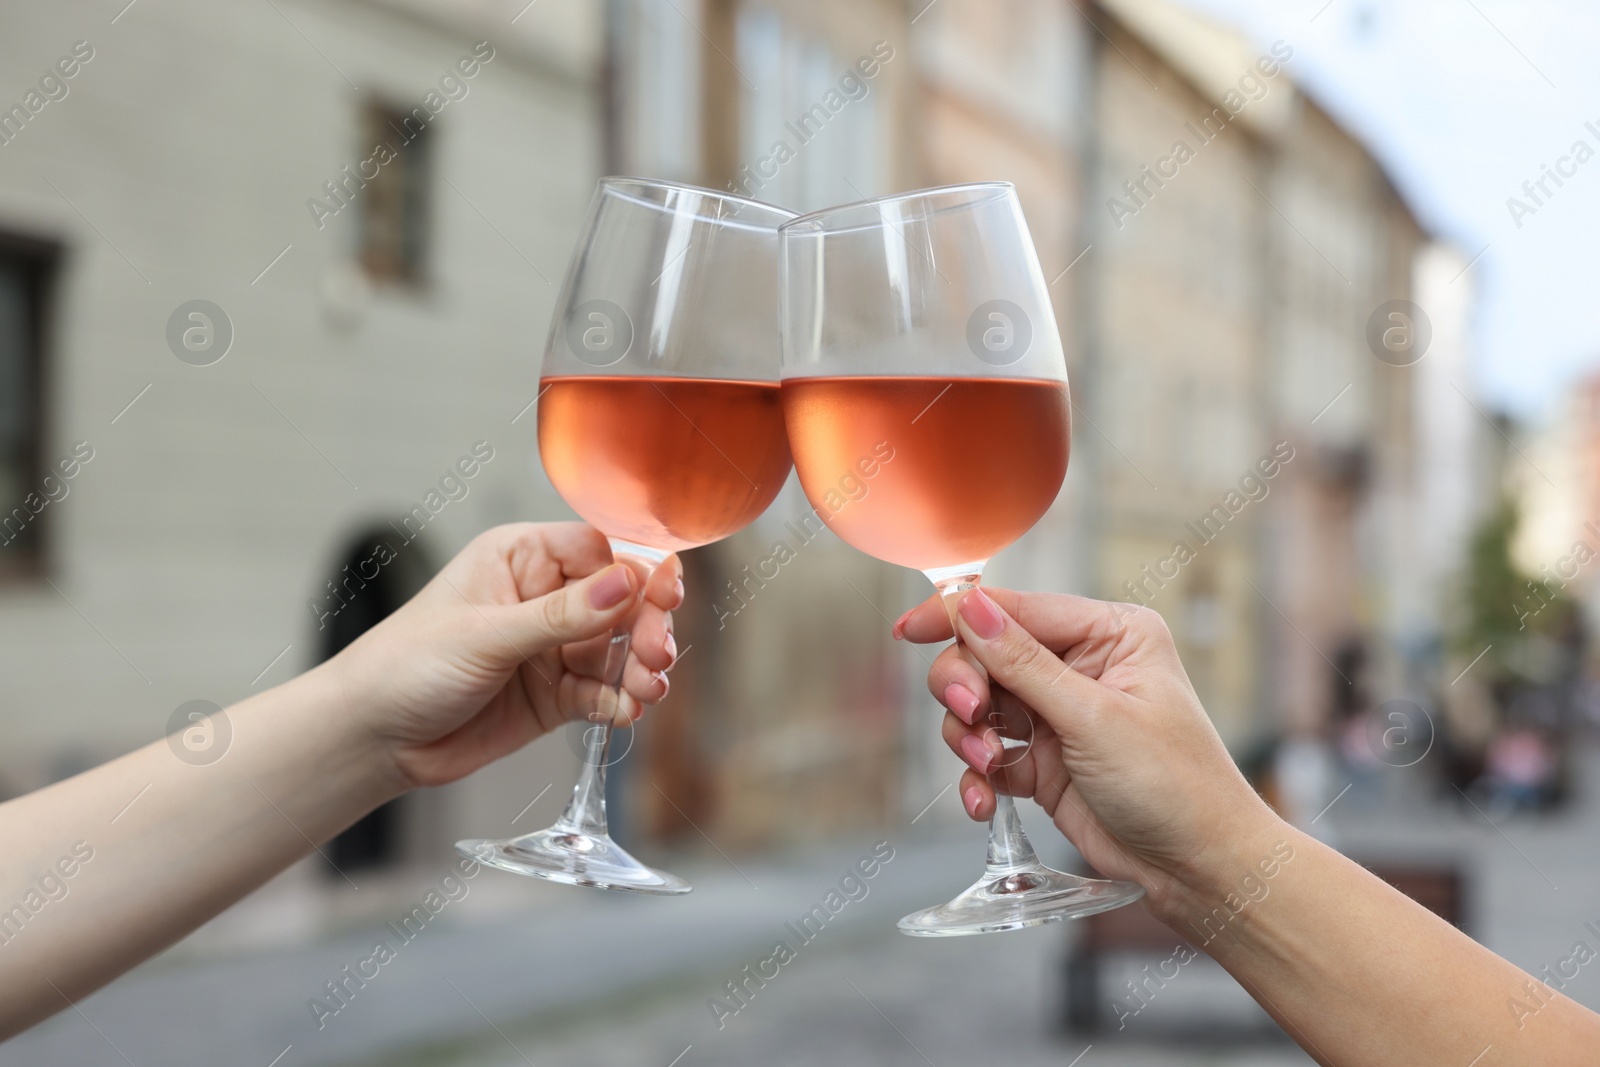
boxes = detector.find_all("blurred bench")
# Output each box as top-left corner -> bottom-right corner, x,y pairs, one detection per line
1062,861 -> 1466,1033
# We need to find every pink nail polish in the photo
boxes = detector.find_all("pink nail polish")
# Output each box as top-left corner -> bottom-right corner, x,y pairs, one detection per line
891,606 -> 914,640
588,565 -> 634,609
963,786 -> 984,817
957,590 -> 1005,640
944,683 -> 980,723
960,734 -> 991,774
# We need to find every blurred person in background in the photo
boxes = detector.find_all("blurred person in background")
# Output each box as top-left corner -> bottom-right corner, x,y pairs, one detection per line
0,523 -> 680,1040
1484,721 -> 1559,813
902,587 -> 1600,1065
1440,670 -> 1498,796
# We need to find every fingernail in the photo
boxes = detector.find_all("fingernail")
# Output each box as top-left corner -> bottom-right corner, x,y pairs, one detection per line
891,606 -> 914,641
957,590 -> 1005,641
963,786 -> 984,818
653,671 -> 669,699
960,734 -> 992,774
664,631 -> 678,660
673,576 -> 685,603
944,683 -> 980,724
588,565 -> 635,609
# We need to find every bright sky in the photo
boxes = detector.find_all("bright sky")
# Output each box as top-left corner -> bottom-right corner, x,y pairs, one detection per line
1176,0 -> 1600,422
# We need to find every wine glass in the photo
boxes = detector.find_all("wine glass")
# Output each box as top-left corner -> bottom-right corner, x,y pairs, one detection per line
456,178 -> 795,894
777,182 -> 1145,934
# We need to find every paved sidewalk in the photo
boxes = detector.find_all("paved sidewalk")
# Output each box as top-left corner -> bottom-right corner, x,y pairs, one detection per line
5,747 -> 1599,1067
364,904 -> 1308,1067
344,749 -> 1600,1067
0,831 -> 1000,1067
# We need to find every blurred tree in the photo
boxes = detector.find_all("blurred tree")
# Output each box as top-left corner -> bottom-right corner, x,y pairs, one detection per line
1454,494 -> 1572,687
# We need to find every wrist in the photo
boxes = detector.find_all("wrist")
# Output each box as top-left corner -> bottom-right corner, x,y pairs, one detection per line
276,657 -> 412,806
1152,800 -> 1297,935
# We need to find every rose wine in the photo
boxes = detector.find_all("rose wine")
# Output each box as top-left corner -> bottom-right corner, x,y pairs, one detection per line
780,375 -> 1069,571
538,375 -> 792,552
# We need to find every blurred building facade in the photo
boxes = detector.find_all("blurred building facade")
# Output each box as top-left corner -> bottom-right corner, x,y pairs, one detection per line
1076,0 -> 1474,761
0,0 -> 1488,919
1393,245 -> 1497,678
1080,0 -> 1276,743
1262,80 -> 1428,740
0,0 -> 612,877
613,0 -> 921,851
1519,375 -> 1600,577
638,0 -> 1473,840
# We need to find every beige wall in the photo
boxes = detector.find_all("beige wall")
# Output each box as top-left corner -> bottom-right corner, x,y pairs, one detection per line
1082,3 -> 1430,742
1084,18 -> 1269,741
1264,92 -> 1426,728
0,0 -> 604,861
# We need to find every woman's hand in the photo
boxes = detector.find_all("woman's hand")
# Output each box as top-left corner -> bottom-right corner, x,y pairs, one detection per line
899,588 -> 1279,920
331,522 -> 681,790
0,521 -> 678,1036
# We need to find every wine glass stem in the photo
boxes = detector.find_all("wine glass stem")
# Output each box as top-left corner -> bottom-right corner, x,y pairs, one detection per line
550,624 -> 632,838
549,540 -> 664,838
984,792 -> 1040,875
930,566 -> 1041,879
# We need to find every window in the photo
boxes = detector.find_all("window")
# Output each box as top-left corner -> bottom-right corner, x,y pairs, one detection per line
733,9 -> 885,213
359,101 -> 433,285
0,236 -> 56,576
616,0 -> 702,180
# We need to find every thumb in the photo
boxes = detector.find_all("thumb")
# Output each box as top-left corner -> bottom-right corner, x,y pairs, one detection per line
487,563 -> 640,662
951,588 -> 1106,736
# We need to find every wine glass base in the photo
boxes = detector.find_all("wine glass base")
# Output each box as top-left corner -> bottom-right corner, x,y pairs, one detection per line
897,862 -> 1143,937
455,828 -> 692,896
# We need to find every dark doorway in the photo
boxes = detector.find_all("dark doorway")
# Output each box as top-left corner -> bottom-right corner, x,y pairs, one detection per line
317,525 -> 432,874
0,232 -> 60,578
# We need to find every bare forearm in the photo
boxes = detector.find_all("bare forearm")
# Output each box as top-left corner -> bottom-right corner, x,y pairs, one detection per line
1167,821 -> 1600,1066
0,663 -> 403,1037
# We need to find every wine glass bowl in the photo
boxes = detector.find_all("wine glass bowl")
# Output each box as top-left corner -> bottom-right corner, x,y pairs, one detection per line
537,375 -> 791,554
778,182 -> 1145,935
778,375 -> 1069,572
456,178 -> 796,895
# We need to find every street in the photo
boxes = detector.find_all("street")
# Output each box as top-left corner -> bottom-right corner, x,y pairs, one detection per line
7,745 -> 1598,1066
